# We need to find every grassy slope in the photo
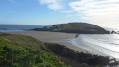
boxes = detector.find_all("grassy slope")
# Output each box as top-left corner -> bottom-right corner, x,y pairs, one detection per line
53,23 -> 109,34
0,32 -> 70,67
33,23 -> 109,34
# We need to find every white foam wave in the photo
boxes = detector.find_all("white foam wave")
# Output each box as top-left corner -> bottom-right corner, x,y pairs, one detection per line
71,34 -> 119,58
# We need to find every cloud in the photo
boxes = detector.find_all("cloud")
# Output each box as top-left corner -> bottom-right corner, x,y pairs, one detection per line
38,0 -> 62,10
60,10 -> 73,13
38,0 -> 119,28
8,0 -> 15,3
69,0 -> 119,28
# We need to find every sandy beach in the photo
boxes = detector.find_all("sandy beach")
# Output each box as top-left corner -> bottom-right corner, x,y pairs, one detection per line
8,31 -> 88,53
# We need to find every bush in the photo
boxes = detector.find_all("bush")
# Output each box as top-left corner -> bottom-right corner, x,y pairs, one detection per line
0,34 -> 70,67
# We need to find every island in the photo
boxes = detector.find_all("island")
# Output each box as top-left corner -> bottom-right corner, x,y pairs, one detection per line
32,22 -> 110,34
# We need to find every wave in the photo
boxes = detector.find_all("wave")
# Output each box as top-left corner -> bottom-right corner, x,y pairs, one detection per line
71,34 -> 119,58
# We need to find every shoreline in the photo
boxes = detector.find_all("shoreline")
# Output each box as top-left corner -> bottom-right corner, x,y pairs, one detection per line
7,30 -> 89,53
49,40 -> 89,53
7,30 -> 114,58
71,38 -> 108,56
2,31 -> 119,67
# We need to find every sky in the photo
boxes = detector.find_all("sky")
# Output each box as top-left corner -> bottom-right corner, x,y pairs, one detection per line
0,0 -> 119,28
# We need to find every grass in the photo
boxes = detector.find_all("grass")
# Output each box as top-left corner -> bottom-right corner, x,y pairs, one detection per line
0,32 -> 70,67
34,23 -> 110,34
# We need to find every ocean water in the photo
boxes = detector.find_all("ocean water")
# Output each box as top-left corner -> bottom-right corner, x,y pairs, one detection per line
71,34 -> 119,58
0,25 -> 44,32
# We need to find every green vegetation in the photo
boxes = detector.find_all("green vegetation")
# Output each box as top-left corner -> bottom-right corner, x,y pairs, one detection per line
0,33 -> 70,67
52,24 -> 72,30
53,23 -> 110,34
32,22 -> 110,34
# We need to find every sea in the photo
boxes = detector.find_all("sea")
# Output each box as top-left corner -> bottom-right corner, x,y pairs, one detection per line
1,25 -> 119,59
71,34 -> 119,58
70,27 -> 119,59
0,25 -> 44,32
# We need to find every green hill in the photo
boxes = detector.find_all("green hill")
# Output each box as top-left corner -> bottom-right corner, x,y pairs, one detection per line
33,22 -> 109,34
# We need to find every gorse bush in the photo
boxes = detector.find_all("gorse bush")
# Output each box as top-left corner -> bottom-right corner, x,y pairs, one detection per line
0,33 -> 70,67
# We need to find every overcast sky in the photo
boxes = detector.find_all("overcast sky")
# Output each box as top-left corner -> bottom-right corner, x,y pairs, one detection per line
0,0 -> 119,28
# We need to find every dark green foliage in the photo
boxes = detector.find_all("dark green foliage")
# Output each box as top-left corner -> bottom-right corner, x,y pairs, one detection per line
82,63 -> 87,67
0,33 -> 70,67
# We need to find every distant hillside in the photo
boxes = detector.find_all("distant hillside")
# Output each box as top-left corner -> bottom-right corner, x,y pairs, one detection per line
32,22 -> 110,34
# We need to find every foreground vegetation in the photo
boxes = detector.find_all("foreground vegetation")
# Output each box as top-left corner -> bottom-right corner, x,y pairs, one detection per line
32,22 -> 110,34
0,32 -> 119,67
0,33 -> 70,67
